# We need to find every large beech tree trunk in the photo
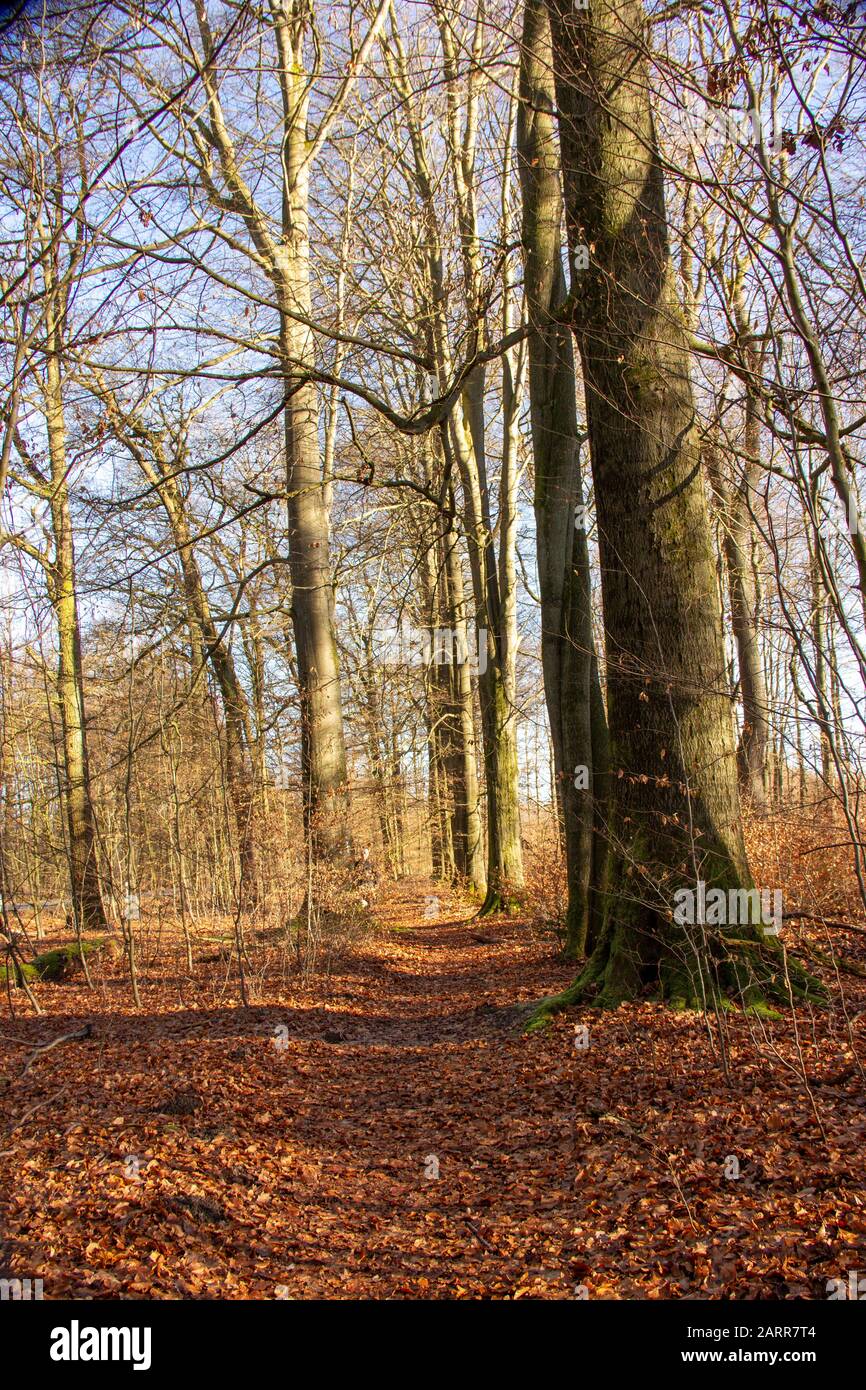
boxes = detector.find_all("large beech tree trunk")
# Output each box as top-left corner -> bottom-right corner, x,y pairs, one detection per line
537,0 -> 812,1012
274,7 -> 351,861
282,332 -> 351,861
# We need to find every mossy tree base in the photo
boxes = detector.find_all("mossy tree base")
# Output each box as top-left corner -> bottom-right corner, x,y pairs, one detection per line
8,939 -> 111,985
41,940 -> 109,979
477,886 -> 523,918
526,910 -> 824,1032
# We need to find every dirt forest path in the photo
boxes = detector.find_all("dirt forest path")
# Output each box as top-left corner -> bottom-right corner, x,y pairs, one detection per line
268,881 -> 581,1297
0,881 -> 581,1299
2,879 -> 865,1299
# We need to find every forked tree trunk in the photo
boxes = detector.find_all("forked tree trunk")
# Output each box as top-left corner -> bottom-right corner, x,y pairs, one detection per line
536,0 -> 815,1014
192,0 -> 352,866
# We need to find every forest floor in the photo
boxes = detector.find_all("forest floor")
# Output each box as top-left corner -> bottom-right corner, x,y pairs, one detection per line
2,860 -> 866,1299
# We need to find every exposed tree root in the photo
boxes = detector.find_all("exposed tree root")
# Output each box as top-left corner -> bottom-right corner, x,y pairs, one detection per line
525,923 -> 824,1032
477,887 -> 521,918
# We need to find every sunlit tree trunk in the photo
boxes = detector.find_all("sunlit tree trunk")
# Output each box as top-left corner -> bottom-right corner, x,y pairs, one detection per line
518,0 -> 608,955
193,0 -> 353,863
436,5 -> 524,911
44,351 -> 108,934
274,6 -> 350,859
440,497 -> 485,891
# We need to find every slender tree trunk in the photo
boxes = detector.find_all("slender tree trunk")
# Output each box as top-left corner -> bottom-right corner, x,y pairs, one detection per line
811,546 -> 834,791
793,662 -> 807,808
360,640 -> 402,877
443,414 -> 524,909
241,604 -> 270,817
705,438 -> 770,809
492,79 -> 528,910
442,511 -> 485,891
426,692 -> 452,881
168,516 -> 260,908
420,526 -> 456,882
736,344 -> 771,806
704,283 -> 769,808
45,356 -> 108,935
389,726 -> 407,877
518,0 -> 608,954
829,612 -> 848,794
277,22 -> 350,862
